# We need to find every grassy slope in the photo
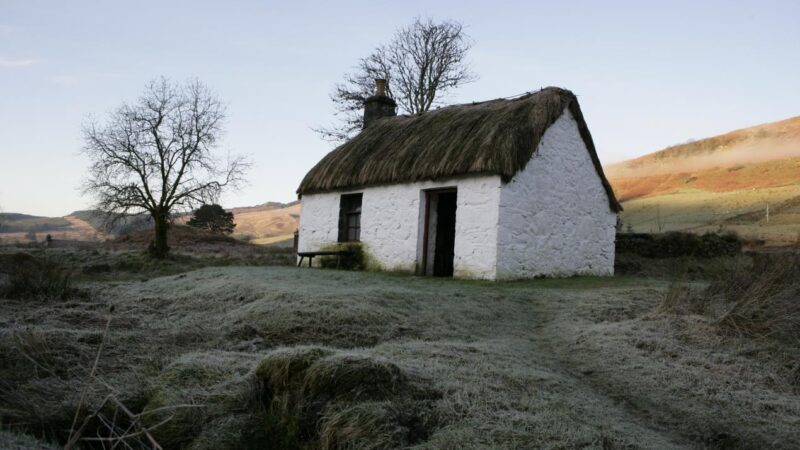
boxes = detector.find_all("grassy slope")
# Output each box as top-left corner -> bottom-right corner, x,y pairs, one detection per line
2,254 -> 798,448
606,116 -> 800,245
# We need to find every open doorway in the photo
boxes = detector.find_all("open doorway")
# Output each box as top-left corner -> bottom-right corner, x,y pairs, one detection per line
422,188 -> 457,277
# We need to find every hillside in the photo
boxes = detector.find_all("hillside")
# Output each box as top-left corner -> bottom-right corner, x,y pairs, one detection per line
228,201 -> 300,244
606,116 -> 800,246
170,201 -> 300,245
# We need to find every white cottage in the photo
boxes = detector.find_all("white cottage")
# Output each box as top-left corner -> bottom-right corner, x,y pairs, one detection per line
296,83 -> 621,279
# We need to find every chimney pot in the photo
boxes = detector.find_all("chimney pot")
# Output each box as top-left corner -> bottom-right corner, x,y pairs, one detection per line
375,79 -> 387,97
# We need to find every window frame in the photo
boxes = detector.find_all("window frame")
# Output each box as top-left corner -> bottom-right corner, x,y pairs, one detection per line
338,193 -> 363,242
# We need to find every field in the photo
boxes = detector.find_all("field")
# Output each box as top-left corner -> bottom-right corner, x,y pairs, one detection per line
1,243 -> 798,449
616,184 -> 800,245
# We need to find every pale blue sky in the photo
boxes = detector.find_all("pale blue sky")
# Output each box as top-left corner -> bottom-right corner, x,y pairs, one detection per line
1,0 -> 798,216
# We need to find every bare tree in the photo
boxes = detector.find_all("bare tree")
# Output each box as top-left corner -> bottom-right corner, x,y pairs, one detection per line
82,78 -> 249,258
317,18 -> 476,142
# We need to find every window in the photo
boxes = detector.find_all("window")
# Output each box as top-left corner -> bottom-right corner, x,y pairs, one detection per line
338,193 -> 363,242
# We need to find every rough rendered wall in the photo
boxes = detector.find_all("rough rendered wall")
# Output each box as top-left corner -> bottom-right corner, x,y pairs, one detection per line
496,110 -> 617,278
298,176 -> 502,279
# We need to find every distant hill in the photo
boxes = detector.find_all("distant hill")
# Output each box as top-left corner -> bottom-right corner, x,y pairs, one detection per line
606,116 -> 800,246
228,201 -> 298,215
0,213 -> 46,221
1,201 -> 301,246
0,212 -> 102,242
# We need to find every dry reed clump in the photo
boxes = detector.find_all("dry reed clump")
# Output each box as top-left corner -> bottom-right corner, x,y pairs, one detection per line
659,253 -> 800,342
711,254 -> 800,340
0,327 -> 94,433
253,346 -> 437,450
657,262 -> 705,315
658,279 -> 700,315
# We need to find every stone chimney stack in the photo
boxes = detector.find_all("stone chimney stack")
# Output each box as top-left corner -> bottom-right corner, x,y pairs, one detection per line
363,79 -> 397,129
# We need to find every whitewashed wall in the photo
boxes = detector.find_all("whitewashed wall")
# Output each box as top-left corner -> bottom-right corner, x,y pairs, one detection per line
496,110 -> 617,278
298,176 -> 502,279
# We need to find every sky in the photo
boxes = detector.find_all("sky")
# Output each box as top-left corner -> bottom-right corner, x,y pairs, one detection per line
0,0 -> 798,217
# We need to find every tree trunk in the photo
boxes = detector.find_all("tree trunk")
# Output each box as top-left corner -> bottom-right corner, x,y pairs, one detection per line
150,212 -> 170,259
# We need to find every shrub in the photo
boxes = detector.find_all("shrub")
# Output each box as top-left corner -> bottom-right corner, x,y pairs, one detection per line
616,231 -> 742,258
318,242 -> 368,270
187,204 -> 236,234
0,253 -> 74,300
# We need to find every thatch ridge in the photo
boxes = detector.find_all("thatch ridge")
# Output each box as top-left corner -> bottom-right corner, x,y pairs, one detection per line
299,87 -> 621,212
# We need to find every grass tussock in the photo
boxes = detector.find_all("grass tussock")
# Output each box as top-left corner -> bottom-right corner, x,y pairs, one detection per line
254,346 -> 436,450
142,352 -> 261,449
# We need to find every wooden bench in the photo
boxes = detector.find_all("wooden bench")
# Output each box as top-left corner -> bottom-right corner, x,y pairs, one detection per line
297,251 -> 355,268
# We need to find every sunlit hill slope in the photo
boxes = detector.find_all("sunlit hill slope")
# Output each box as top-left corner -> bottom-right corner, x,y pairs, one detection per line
606,116 -> 800,246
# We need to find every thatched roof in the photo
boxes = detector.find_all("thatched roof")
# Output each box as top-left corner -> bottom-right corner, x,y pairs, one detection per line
299,87 -> 621,211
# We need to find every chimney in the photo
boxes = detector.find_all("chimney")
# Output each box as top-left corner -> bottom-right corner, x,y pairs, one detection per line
363,79 -> 396,129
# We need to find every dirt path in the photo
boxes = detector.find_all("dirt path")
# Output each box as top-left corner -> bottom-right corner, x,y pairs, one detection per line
534,341 -> 696,448
497,291 -> 700,449
525,285 -> 800,450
